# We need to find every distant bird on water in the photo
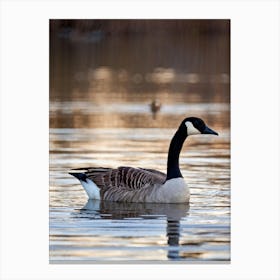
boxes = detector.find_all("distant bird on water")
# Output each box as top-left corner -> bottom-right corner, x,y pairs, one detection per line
69,117 -> 218,203
150,100 -> 161,119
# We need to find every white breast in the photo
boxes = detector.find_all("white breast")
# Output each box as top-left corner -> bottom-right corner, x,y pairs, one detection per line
153,178 -> 190,203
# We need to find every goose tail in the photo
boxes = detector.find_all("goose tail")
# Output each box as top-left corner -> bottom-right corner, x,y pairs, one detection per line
69,172 -> 101,200
69,172 -> 88,182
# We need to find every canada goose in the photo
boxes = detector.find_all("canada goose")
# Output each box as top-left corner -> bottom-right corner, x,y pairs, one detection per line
69,117 -> 218,203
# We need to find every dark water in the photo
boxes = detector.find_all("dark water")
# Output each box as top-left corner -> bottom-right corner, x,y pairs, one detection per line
49,20 -> 230,263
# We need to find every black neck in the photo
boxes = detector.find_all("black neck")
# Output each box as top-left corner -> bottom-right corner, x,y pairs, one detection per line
166,128 -> 188,181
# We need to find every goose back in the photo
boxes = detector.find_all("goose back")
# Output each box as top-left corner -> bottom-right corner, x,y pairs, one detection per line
74,166 -> 166,202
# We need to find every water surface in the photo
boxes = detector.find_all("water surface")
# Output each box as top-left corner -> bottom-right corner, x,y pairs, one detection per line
50,125 -> 230,263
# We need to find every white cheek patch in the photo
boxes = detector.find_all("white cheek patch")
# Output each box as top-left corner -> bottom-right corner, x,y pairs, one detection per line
185,121 -> 201,135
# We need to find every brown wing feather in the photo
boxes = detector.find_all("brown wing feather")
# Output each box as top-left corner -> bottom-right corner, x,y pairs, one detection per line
138,168 -> 166,178
85,166 -> 165,189
80,166 -> 166,201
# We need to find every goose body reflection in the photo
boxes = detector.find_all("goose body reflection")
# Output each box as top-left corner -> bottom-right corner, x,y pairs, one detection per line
82,199 -> 189,220
78,199 -> 189,260
69,117 -> 218,203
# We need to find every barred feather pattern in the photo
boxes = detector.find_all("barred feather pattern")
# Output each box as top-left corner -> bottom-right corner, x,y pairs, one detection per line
81,166 -> 166,202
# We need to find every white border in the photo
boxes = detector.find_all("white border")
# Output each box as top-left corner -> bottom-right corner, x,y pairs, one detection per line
0,0 -> 279,279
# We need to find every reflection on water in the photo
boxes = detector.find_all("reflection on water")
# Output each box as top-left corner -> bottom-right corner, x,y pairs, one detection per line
82,199 -> 189,220
80,200 -> 189,261
50,101 -> 229,129
49,20 -> 230,263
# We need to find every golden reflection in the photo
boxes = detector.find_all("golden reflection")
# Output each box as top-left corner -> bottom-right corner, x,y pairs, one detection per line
50,20 -> 230,130
50,109 -> 230,129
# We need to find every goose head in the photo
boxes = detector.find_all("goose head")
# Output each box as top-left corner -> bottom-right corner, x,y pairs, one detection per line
179,117 -> 218,136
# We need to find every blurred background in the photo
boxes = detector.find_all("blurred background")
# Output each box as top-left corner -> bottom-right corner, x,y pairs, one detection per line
50,19 -> 230,129
49,20 -> 230,262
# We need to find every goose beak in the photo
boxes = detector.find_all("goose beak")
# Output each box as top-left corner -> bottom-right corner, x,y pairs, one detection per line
202,126 -> 218,136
